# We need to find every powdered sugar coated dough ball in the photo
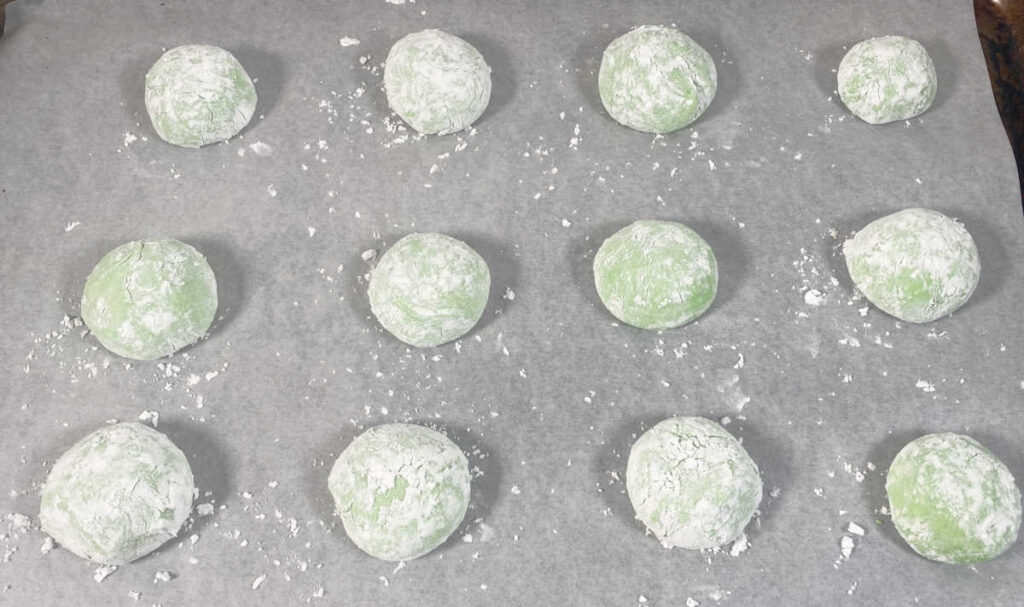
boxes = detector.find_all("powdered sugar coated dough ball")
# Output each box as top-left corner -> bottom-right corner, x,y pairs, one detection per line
145,44 -> 257,147
593,220 -> 717,330
81,239 -> 218,360
838,36 -> 936,124
843,208 -> 979,323
599,25 -> 717,133
328,423 -> 471,561
39,423 -> 195,565
627,417 -> 762,550
368,233 -> 490,347
886,433 -> 1021,563
384,29 -> 492,135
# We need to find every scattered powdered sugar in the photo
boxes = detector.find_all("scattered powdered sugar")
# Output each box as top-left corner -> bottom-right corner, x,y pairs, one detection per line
248,141 -> 273,156
93,565 -> 118,583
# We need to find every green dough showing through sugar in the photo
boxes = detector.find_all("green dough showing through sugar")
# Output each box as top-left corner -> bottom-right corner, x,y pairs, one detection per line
627,417 -> 762,550
843,208 -> 979,323
886,433 -> 1021,563
368,233 -> 490,347
145,44 -> 257,147
81,239 -> 218,360
838,36 -> 937,124
384,29 -> 492,135
327,423 -> 471,561
598,25 -> 717,133
39,423 -> 195,565
593,220 -> 717,330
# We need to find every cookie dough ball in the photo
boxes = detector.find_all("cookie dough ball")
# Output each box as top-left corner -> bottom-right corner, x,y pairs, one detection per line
384,29 -> 492,135
598,25 -> 717,133
627,417 -> 762,550
40,423 -> 195,565
328,423 -> 471,561
593,220 -> 717,330
81,239 -> 218,360
887,433 -> 1021,563
368,233 -> 490,347
145,44 -> 257,147
838,36 -> 937,124
843,208 -> 979,323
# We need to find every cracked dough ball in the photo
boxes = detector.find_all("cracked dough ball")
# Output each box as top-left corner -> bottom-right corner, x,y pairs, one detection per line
81,239 -> 218,360
39,423 -> 195,565
593,220 -> 717,330
843,208 -> 979,323
384,29 -> 492,135
328,423 -> 471,561
627,417 -> 762,550
145,44 -> 257,147
599,25 -> 717,133
887,433 -> 1021,563
368,233 -> 490,347
838,36 -> 937,124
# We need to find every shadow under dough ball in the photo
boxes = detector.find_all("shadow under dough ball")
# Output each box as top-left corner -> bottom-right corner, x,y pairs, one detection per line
843,208 -> 979,323
837,35 -> 937,124
593,220 -> 717,330
886,433 -> 1021,563
384,29 -> 492,135
626,417 -> 762,550
145,44 -> 257,147
80,239 -> 218,360
368,233 -> 490,347
39,423 -> 195,565
598,25 -> 717,133
327,423 -> 471,561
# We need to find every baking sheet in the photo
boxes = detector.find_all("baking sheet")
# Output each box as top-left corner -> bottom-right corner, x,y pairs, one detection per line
1,1 -> 1022,605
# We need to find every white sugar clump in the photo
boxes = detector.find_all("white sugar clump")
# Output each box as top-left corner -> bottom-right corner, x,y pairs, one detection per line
626,417 -> 762,549
328,423 -> 471,561
39,423 -> 195,565
384,30 -> 492,135
145,44 -> 257,147
837,36 -> 936,124
843,208 -> 979,323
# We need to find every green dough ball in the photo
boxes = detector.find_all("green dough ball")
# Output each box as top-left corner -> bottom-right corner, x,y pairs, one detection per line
627,417 -> 762,550
327,423 -> 471,561
145,44 -> 257,147
838,36 -> 937,124
39,423 -> 195,565
598,25 -> 717,133
368,233 -> 490,348
384,29 -> 492,135
593,220 -> 717,330
81,239 -> 218,360
886,433 -> 1021,563
843,208 -> 979,323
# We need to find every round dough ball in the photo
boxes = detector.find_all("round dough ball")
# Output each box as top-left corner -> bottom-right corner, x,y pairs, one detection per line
886,433 -> 1021,563
145,44 -> 257,147
838,36 -> 937,124
598,25 -> 717,133
593,220 -> 717,330
843,208 -> 979,323
627,417 -> 762,550
368,233 -> 490,347
81,239 -> 218,360
384,29 -> 492,135
328,423 -> 471,561
39,423 -> 195,565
